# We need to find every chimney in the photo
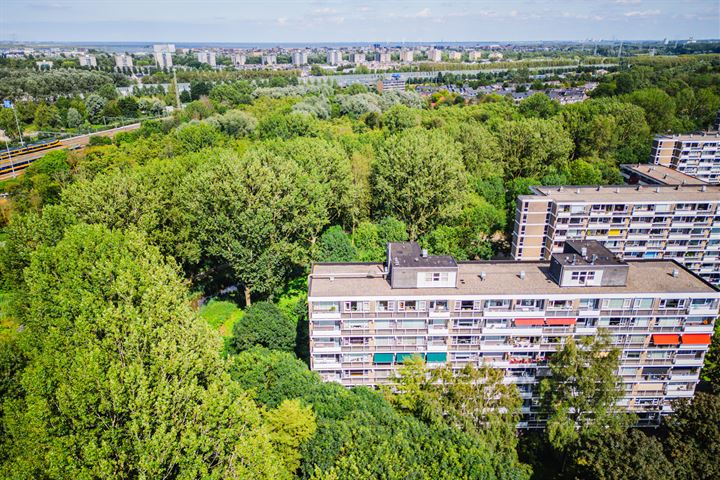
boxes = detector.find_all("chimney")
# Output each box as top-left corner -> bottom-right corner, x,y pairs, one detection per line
591,254 -> 597,264
581,247 -> 588,258
479,272 -> 487,281
421,249 -> 428,258
701,185 -> 707,192
671,268 -> 679,278
519,271 -> 526,280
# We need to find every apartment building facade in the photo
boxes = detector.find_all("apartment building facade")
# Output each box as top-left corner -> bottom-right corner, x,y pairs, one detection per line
651,132 -> 720,183
308,241 -> 718,427
621,164 -> 707,186
511,185 -> 720,285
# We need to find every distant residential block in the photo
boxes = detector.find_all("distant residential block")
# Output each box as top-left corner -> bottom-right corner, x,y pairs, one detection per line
326,50 -> 342,66
374,51 -> 391,63
448,51 -> 462,61
292,50 -> 308,66
78,54 -> 97,67
154,51 -> 173,69
197,51 -> 217,67
400,49 -> 414,62
231,53 -> 246,66
351,52 -> 366,64
262,54 -> 277,65
153,44 -> 176,54
427,49 -> 442,62
114,54 -> 133,68
621,164 -> 707,186
468,50 -> 483,61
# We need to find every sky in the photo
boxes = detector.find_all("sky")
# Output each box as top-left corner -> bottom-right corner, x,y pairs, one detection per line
1,0 -> 718,44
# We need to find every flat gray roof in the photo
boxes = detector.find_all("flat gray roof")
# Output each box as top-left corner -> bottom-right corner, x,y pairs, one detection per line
309,260 -> 717,298
525,184 -> 720,203
388,242 -> 457,268
655,131 -> 720,141
621,164 -> 707,185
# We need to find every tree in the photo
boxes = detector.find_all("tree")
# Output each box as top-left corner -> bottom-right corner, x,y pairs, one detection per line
316,226 -> 356,262
495,118 -> 574,179
173,121 -> 224,153
352,217 -> 408,262
624,87 -> 676,133
539,333 -> 634,453
230,301 -> 296,353
702,322 -> 720,393
117,96 -> 139,117
189,79 -> 212,100
661,392 -> 720,480
519,93 -> 559,119
180,148 -> 330,304
372,128 -> 467,239
206,110 -> 257,137
572,429 -> 673,480
0,224 -> 309,479
84,93 -> 107,123
65,107 -> 83,128
381,104 -> 420,133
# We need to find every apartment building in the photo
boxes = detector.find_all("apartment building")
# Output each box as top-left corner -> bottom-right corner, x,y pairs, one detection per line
651,132 -> 720,184
114,54 -> 133,68
197,51 -> 216,67
510,184 -> 720,285
261,54 -> 277,65
154,51 -> 173,69
427,48 -> 442,62
374,51 -> 392,63
621,164 -> 707,186
327,50 -> 342,65
468,50 -> 483,61
448,51 -> 462,61
231,53 -> 246,66
292,51 -> 308,66
400,49 -> 414,62
78,54 -> 97,67
351,52 -> 366,64
308,241 -> 718,427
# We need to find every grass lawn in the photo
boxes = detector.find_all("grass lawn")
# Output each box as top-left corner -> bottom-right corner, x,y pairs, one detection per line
199,299 -> 244,338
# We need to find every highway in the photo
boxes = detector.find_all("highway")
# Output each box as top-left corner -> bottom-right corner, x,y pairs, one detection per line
0,123 -> 142,181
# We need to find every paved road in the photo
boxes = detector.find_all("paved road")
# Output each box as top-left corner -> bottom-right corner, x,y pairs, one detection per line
0,123 -> 142,181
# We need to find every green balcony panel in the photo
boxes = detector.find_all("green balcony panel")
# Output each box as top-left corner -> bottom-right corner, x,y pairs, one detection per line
426,352 -> 448,363
373,353 -> 394,364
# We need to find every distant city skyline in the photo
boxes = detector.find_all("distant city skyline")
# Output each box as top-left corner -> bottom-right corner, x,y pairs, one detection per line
3,0 -> 718,43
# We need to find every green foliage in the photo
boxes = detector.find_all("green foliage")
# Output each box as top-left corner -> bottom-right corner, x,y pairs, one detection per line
258,112 -> 318,140
1,224 -> 308,479
316,226 -> 356,262
518,93 -> 560,119
352,217 -> 408,262
381,104 -> 420,132
540,333 -> 634,452
372,128 -> 467,239
661,392 -> 720,480
199,298 -> 244,333
206,110 -> 257,137
230,301 -> 296,353
174,120 -> 224,152
88,135 -> 113,146
84,93 -> 107,123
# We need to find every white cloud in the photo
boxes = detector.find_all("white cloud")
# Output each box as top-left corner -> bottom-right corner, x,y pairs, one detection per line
616,0 -> 642,4
414,8 -> 431,18
624,9 -> 661,17
314,7 -> 337,15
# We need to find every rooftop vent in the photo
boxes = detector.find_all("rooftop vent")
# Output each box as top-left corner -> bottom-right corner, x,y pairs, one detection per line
591,254 -> 598,264
581,247 -> 588,258
636,185 -> 641,191
576,188 -> 581,194
701,185 -> 707,192
655,186 -> 661,193
596,185 -> 601,191
479,272 -> 487,281
329,276 -> 335,282
421,249 -> 428,258
671,268 -> 679,278
519,271 -> 526,280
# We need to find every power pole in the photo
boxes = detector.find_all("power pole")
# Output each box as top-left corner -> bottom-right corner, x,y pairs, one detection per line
11,104 -> 24,146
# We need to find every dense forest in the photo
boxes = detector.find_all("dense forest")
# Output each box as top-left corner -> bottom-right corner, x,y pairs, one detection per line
1,54 -> 720,479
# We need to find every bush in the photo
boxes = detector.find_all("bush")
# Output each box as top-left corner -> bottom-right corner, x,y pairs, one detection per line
88,135 -> 113,146
229,301 -> 295,353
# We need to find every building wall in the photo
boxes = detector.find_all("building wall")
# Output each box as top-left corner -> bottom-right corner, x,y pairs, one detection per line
651,135 -> 720,184
308,291 -> 718,427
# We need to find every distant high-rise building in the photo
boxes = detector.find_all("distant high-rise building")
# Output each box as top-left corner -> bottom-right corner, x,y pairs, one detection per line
262,54 -> 277,65
377,74 -> 406,92
448,51 -> 462,61
374,51 -> 391,63
427,49 -> 442,62
326,50 -> 342,65
488,52 -> 504,61
36,61 -> 53,70
292,50 -> 308,66
468,51 -> 483,61
78,54 -> 97,67
351,52 -> 366,64
231,53 -> 246,66
114,54 -> 133,68
197,51 -> 217,67
154,51 -> 173,69
399,49 -> 414,62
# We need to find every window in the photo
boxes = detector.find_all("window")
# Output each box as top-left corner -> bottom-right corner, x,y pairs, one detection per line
313,302 -> 339,312
425,272 -> 449,283
516,299 -> 544,310
344,301 -> 369,312
602,298 -> 632,310
429,300 -> 449,312
570,270 -> 596,285
376,300 -> 395,312
659,299 -> 687,309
